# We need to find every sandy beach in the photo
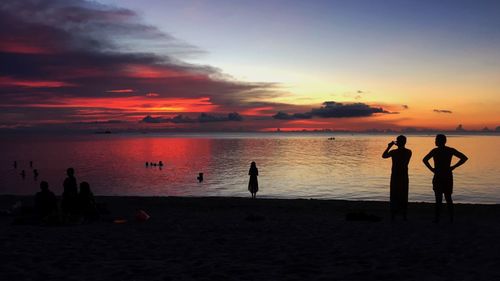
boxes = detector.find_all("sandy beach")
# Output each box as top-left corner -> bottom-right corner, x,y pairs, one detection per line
1,195 -> 500,281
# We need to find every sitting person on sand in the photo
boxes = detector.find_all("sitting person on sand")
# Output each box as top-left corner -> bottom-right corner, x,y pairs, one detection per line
78,181 -> 99,221
248,162 -> 259,199
382,135 -> 412,221
34,181 -> 58,221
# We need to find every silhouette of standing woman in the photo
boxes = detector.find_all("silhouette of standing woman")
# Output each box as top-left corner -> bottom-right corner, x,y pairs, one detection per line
248,162 -> 259,199
382,135 -> 412,221
423,134 -> 468,223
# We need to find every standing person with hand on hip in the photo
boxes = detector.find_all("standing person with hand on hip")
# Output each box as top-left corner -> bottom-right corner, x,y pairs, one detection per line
423,134 -> 468,223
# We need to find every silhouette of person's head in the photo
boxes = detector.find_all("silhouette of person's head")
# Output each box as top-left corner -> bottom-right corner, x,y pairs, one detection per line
435,134 -> 447,147
66,168 -> 75,177
80,181 -> 91,195
40,181 -> 49,191
396,135 -> 407,148
251,161 -> 257,169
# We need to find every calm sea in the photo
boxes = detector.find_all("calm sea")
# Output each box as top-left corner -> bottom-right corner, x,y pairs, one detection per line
0,133 -> 498,203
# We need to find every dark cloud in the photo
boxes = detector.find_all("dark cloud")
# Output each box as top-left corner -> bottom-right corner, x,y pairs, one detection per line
141,112 -> 243,124
72,119 -> 127,125
0,0 -> 277,126
273,112 -> 312,120
273,101 -> 390,120
433,109 -> 453,114
402,105 -> 409,109
170,115 -> 196,124
227,112 -> 244,121
141,115 -> 169,124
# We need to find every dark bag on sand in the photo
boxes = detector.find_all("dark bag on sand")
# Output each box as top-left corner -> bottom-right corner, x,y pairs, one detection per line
345,212 -> 381,222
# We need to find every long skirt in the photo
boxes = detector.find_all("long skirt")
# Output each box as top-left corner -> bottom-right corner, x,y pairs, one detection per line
248,175 -> 258,193
390,173 -> 408,213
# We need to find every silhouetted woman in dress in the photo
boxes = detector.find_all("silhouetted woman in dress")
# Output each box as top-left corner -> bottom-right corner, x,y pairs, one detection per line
248,162 -> 259,199
382,135 -> 412,221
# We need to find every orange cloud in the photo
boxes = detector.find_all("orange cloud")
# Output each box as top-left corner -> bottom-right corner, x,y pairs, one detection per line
240,106 -> 275,116
9,96 -> 217,115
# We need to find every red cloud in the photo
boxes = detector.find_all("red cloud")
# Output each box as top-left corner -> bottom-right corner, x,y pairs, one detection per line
106,89 -> 134,93
0,77 -> 74,88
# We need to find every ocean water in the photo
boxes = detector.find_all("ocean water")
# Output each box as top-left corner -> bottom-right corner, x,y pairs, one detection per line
0,133 -> 499,203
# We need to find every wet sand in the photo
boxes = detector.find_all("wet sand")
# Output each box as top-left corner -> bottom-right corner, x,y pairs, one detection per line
1,195 -> 500,281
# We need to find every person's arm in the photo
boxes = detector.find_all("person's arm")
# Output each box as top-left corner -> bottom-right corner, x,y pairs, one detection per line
451,149 -> 468,171
405,150 -> 412,166
422,150 -> 435,173
382,141 -> 395,158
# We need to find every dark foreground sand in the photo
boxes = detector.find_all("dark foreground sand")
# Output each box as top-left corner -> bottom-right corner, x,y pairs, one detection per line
1,196 -> 500,281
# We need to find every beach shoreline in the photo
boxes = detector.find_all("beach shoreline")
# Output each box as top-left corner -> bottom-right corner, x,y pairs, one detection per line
1,195 -> 500,280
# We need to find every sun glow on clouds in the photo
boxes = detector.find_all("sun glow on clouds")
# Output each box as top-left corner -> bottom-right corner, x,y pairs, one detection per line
2,0 -> 497,131
106,89 -> 134,93
240,107 -> 275,116
9,96 -> 216,114
0,41 -> 53,54
124,65 -> 207,80
0,77 -> 74,88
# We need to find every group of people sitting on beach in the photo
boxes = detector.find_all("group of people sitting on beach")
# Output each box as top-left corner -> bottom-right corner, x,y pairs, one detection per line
18,133 -> 467,225
382,134 -> 468,223
34,168 -> 99,224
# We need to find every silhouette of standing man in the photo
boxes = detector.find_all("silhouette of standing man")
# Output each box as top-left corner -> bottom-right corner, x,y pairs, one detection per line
382,135 -> 412,221
423,134 -> 468,222
62,168 -> 79,220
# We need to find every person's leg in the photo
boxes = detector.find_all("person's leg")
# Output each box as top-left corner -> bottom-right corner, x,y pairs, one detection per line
444,193 -> 454,222
434,191 -> 442,222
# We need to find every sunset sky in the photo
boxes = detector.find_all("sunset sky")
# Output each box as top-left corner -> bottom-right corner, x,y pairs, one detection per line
1,0 -> 499,132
